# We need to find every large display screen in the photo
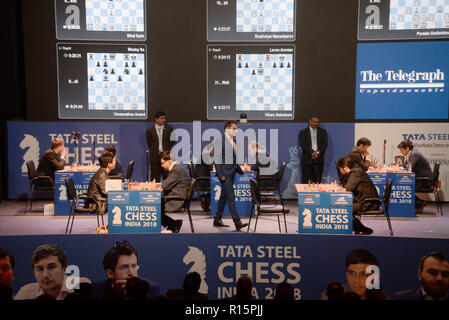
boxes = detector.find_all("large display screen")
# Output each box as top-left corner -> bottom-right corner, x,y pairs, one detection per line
355,41 -> 449,120
55,0 -> 147,41
207,45 -> 295,120
57,43 -> 148,120
207,0 -> 296,41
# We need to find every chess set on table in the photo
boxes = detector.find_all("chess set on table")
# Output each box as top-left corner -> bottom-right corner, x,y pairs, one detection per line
128,181 -> 162,191
368,164 -> 411,173
296,182 -> 346,193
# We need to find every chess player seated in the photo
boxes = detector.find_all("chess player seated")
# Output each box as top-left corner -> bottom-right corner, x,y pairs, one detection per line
336,156 -> 379,235
160,151 -> 190,233
85,153 -> 116,215
103,145 -> 124,179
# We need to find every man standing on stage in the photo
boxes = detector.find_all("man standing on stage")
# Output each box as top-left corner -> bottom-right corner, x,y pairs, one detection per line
213,120 -> 249,231
146,111 -> 175,182
298,115 -> 328,183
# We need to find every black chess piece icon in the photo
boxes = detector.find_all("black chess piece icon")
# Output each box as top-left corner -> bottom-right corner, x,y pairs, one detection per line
273,62 -> 277,68
103,69 -> 108,74
125,69 -> 129,75
90,75 -> 94,81
280,62 -> 284,68
118,76 -> 122,81
139,69 -> 143,75
125,62 -> 129,68
104,61 -> 108,67
132,62 -> 136,68
111,68 -> 115,74
251,69 -> 256,75
238,62 -> 242,68
287,62 -> 291,68
97,61 -> 101,67
245,62 -> 249,68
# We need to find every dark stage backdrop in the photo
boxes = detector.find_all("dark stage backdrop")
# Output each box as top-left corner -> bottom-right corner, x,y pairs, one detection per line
21,0 -> 357,123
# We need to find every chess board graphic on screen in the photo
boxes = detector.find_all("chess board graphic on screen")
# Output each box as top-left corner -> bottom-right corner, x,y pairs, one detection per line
208,0 -> 296,41
55,0 -> 146,41
208,45 -> 295,120
358,0 -> 449,40
57,43 -> 148,120
236,54 -> 293,111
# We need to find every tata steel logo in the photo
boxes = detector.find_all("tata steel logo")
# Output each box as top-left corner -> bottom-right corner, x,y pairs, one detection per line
304,196 -> 316,204
335,196 -> 350,205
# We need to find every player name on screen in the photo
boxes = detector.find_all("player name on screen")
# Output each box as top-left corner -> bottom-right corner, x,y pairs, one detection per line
57,43 -> 148,120
55,0 -> 147,41
207,45 -> 295,120
207,0 -> 297,41
358,0 -> 449,40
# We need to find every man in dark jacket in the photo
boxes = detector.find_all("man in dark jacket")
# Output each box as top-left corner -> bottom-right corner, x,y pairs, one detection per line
146,111 -> 175,182
349,138 -> 373,171
398,140 -> 434,213
213,121 -> 249,231
160,151 -> 188,233
298,115 -> 328,183
86,153 -> 116,214
36,138 -> 67,183
104,145 -> 124,178
337,156 -> 378,235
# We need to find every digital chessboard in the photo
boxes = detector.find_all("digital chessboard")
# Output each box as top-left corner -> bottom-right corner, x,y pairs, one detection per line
236,53 -> 293,111
207,0 -> 296,41
57,43 -> 148,120
207,45 -> 295,120
55,0 -> 147,40
85,0 -> 145,32
87,52 -> 145,111
236,0 -> 294,33
389,0 -> 449,30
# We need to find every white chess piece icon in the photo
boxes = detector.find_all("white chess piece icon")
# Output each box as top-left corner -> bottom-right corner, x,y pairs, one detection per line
59,185 -> 67,201
302,208 -> 313,227
214,185 -> 221,201
112,206 -> 122,225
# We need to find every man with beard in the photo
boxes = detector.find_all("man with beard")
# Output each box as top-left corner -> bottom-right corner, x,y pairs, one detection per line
394,252 -> 449,300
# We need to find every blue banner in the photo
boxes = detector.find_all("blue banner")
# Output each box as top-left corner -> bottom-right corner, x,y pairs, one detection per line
108,191 -> 161,234
2,233 -> 448,300
8,121 -> 354,200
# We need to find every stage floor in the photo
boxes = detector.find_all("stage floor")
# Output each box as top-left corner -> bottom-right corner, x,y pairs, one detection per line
0,200 -> 448,238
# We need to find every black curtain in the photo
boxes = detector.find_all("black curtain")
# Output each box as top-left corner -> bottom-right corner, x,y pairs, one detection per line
0,0 -> 26,200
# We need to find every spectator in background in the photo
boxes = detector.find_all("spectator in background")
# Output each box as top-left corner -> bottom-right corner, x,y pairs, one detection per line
274,282 -> 295,301
166,272 -> 208,300
92,241 -> 159,300
349,138 -> 373,171
226,276 -> 253,300
394,252 -> 449,300
0,248 -> 15,300
15,244 -> 90,300
125,277 -> 150,300
321,248 -> 388,300
104,145 -> 124,178
325,282 -> 344,301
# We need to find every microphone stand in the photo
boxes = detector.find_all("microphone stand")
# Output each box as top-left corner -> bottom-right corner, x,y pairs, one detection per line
146,150 -> 149,182
92,140 -> 96,165
383,139 -> 386,166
